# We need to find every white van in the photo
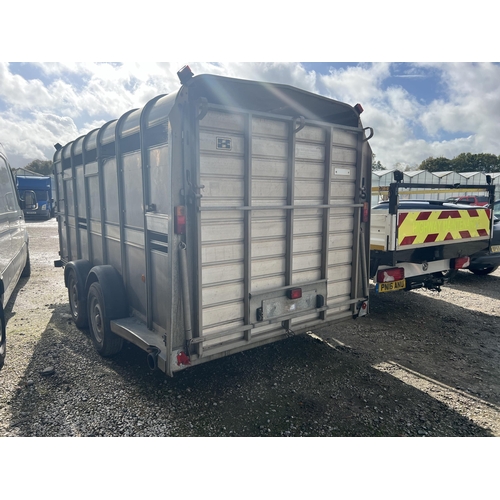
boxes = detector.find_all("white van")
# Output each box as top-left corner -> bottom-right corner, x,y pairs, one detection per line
0,143 -> 30,369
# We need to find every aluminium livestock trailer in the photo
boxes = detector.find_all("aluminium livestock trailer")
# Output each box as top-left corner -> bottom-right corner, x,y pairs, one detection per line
53,68 -> 373,376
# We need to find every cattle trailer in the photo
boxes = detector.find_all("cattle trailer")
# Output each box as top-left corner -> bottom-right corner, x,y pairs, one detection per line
53,69 -> 373,376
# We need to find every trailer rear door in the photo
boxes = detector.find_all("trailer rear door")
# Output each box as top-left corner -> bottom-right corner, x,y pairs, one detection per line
190,106 -> 368,357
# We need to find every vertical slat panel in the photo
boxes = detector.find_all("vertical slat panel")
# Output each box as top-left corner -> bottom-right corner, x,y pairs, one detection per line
198,110 -> 246,342
251,116 -> 289,297
327,127 -> 359,315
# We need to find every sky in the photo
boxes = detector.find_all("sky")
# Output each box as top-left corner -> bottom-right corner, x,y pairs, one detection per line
2,61 -> 499,171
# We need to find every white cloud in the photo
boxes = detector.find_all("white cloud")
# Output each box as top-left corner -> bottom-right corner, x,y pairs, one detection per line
319,62 -> 391,104
214,62 -> 318,92
416,63 -> 500,158
0,110 -> 78,162
0,62 -> 53,109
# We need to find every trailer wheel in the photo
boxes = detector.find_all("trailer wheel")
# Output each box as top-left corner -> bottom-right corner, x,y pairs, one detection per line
87,282 -> 123,356
67,269 -> 88,328
0,309 -> 6,370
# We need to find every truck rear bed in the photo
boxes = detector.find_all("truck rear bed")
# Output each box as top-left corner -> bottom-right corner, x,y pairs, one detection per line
370,181 -> 495,291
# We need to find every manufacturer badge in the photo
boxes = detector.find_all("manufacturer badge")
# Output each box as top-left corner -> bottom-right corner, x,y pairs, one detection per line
216,137 -> 232,150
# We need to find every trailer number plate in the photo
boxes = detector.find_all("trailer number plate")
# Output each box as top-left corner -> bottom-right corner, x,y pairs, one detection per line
377,279 -> 406,293
261,291 -> 317,320
217,137 -> 232,150
334,168 -> 351,176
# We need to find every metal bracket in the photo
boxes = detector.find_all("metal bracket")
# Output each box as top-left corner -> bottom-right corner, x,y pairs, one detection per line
293,116 -> 306,134
197,97 -> 208,121
363,127 -> 374,141
256,307 -> 263,322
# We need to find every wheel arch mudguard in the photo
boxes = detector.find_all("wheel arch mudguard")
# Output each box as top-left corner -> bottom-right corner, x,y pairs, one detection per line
64,259 -> 93,299
85,265 -> 129,319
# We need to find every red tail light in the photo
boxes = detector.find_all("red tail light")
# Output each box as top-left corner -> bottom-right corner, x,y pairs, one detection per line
362,202 -> 369,223
287,288 -> 302,300
377,267 -> 404,283
452,257 -> 470,270
174,206 -> 186,234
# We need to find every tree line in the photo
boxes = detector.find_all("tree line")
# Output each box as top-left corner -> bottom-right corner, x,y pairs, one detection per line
418,153 -> 500,173
372,153 -> 500,173
17,159 -> 54,176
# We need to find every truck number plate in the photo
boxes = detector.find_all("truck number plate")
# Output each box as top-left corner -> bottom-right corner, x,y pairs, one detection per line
377,279 -> 406,293
491,245 -> 500,253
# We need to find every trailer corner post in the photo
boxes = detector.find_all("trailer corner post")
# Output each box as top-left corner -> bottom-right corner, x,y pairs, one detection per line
179,241 -> 193,353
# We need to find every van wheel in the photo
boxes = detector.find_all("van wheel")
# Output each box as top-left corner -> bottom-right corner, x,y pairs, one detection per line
21,250 -> 31,278
470,266 -> 498,276
0,312 -> 6,370
87,282 -> 123,356
68,269 -> 88,328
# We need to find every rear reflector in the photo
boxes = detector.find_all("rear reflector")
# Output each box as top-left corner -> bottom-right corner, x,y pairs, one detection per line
316,294 -> 325,308
287,288 -> 302,300
174,206 -> 186,234
452,256 -> 470,269
363,202 -> 369,223
377,267 -> 404,283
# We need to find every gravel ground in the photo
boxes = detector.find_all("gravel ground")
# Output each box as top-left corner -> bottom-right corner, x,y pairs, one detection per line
1,218 -> 499,437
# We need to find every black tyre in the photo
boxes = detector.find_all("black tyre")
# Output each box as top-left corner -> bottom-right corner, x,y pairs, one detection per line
68,268 -> 88,328
87,282 -> 123,356
21,249 -> 31,278
0,312 -> 6,370
470,266 -> 498,276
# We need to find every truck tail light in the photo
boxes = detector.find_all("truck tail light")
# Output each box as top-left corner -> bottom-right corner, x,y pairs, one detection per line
287,288 -> 302,300
377,267 -> 404,283
451,257 -> 470,270
174,206 -> 186,234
